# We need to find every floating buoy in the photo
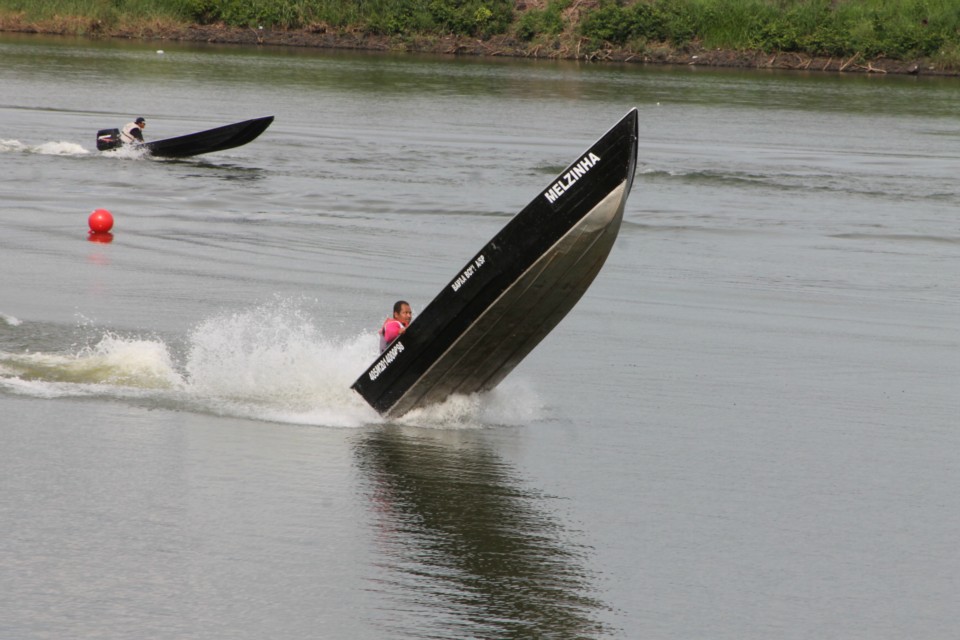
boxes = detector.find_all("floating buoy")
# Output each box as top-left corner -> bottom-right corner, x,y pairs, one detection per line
88,208 -> 114,233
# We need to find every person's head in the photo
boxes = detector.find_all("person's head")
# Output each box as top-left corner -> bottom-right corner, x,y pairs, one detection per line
393,300 -> 412,325
135,117 -> 146,128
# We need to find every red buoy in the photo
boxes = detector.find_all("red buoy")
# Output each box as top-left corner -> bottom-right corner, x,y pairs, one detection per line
88,209 -> 114,233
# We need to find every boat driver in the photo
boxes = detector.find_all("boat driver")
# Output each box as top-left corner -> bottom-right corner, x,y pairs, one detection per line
120,117 -> 146,144
379,300 -> 413,352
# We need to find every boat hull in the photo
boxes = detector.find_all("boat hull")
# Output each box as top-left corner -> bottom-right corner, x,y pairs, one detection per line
352,109 -> 639,417
96,116 -> 274,158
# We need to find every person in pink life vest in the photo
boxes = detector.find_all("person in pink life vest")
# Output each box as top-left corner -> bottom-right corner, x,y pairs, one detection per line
379,300 -> 413,352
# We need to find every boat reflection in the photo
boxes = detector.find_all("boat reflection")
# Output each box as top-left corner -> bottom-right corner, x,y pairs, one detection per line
355,427 -> 610,639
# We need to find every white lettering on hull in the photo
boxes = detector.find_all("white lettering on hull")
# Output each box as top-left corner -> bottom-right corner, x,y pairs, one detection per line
451,254 -> 486,292
543,152 -> 601,204
369,341 -> 405,381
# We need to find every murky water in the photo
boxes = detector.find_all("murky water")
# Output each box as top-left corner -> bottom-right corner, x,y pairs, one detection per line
2,33 -> 959,638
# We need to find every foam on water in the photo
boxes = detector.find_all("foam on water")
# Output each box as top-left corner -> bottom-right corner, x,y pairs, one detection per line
397,381 -> 544,429
0,139 -> 154,159
0,334 -> 174,385
0,139 -> 90,156
0,300 -> 542,428
100,144 -> 150,160
0,139 -> 27,152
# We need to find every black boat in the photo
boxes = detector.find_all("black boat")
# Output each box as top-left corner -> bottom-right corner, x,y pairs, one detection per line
96,116 -> 274,158
352,108 -> 639,418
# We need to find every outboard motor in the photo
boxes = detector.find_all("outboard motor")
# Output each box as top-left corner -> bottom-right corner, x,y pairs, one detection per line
96,128 -> 122,151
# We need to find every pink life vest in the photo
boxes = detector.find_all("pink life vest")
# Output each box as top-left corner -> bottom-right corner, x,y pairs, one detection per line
379,319 -> 405,352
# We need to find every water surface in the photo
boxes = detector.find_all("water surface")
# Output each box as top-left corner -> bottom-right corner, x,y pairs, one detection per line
2,33 -> 959,639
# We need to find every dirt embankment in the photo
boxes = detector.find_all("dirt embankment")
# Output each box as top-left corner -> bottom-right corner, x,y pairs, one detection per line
2,15 -> 955,77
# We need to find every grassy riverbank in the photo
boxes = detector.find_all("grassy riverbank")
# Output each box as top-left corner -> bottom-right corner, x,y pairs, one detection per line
2,0 -> 959,74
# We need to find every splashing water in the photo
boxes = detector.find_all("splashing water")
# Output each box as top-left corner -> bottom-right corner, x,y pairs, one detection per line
182,302 -> 378,426
0,301 -> 542,428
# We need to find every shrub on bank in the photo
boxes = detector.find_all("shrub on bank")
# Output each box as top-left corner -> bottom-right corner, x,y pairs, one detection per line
1,0 -> 959,64
516,0 -> 568,41
574,0 -> 955,60
174,0 -> 514,36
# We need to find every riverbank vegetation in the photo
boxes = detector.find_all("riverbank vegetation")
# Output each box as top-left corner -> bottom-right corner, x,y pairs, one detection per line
2,0 -> 959,73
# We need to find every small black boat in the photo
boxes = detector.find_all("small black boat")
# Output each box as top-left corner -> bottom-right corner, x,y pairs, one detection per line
96,116 -> 274,158
352,108 -> 639,418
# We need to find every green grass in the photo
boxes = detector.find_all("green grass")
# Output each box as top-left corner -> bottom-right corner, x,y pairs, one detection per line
0,0 -> 183,30
2,0 -> 959,62
0,0 -> 514,34
576,0 -> 960,59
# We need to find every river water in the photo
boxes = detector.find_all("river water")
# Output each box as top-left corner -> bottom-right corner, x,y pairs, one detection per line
1,33 -> 958,639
